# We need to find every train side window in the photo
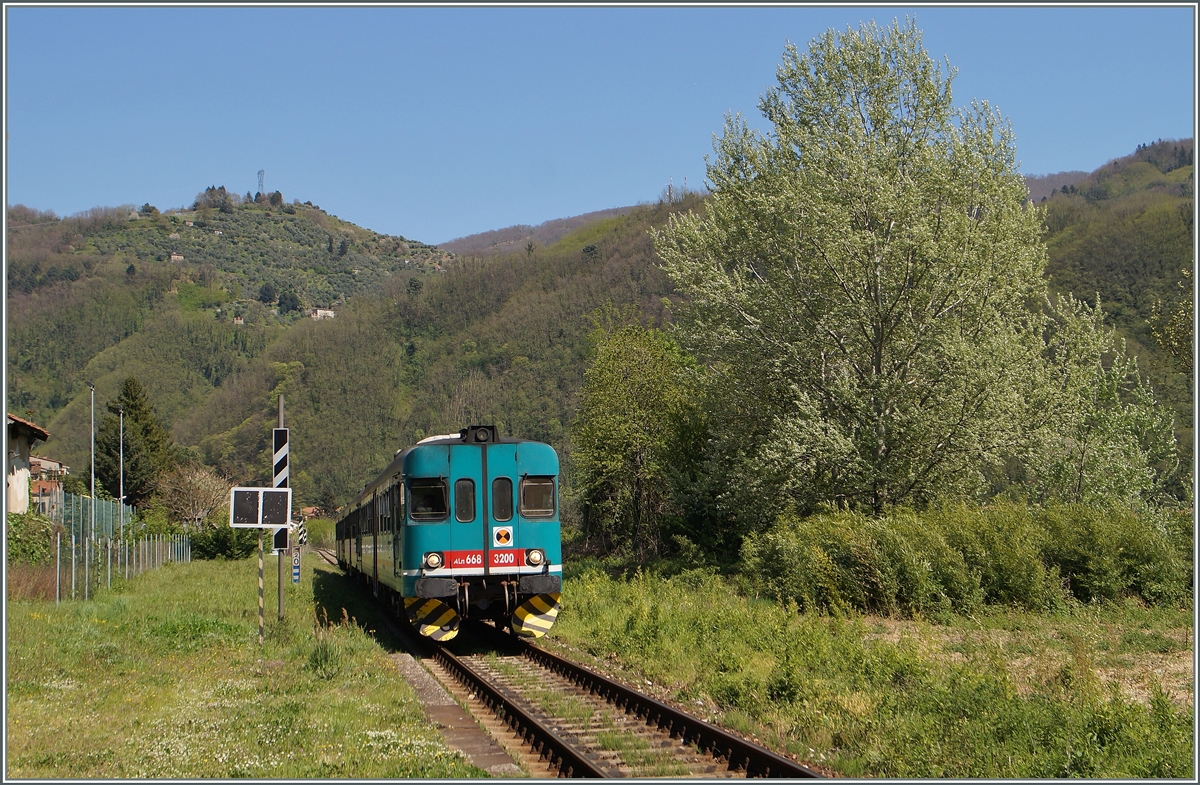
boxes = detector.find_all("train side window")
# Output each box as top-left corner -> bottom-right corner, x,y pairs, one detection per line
408,478 -> 448,521
492,477 -> 513,522
519,477 -> 556,518
454,479 -> 476,522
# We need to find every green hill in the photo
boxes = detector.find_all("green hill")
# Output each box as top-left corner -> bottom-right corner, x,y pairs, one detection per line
6,193 -> 453,476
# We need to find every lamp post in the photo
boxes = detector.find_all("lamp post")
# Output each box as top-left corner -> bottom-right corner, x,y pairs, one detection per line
86,381 -> 95,542
85,380 -> 95,601
118,404 -> 124,541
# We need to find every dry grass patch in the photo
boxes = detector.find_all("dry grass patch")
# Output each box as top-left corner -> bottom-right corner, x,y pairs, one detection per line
862,605 -> 1193,710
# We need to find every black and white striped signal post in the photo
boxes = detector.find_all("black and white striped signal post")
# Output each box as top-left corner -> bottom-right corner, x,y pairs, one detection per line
275,397 -> 288,620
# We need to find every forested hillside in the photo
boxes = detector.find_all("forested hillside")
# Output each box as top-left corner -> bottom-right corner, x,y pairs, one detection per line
437,206 -> 636,258
6,189 -> 696,513
6,190 -> 453,477
171,197 -> 693,512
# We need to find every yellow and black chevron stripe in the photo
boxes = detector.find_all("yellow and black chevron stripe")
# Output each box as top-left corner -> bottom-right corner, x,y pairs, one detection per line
511,592 -> 561,638
403,597 -> 460,641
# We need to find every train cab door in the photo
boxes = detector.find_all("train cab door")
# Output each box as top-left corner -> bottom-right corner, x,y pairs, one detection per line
485,442 -> 520,574
448,446 -> 484,567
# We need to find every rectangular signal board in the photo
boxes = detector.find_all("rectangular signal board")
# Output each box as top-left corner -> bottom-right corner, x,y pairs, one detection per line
229,487 -> 293,528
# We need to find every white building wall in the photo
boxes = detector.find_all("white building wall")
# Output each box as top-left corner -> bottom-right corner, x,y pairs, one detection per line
7,436 -> 31,514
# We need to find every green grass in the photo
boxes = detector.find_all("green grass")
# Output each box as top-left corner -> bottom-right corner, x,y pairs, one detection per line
596,728 -> 690,777
174,281 -> 228,311
548,568 -> 1194,778
304,516 -> 335,547
5,554 -> 484,779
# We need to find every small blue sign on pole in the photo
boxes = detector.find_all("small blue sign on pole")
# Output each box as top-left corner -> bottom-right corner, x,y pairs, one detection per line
292,545 -> 301,583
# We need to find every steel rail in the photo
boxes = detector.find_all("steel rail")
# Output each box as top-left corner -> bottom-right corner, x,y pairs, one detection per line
429,645 -> 612,778
503,630 -> 823,778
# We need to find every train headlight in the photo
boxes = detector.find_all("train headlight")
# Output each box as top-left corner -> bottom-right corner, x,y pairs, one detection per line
423,552 -> 443,569
526,548 -> 545,566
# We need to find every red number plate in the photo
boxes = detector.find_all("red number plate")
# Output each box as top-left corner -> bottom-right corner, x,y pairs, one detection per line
444,550 -> 484,568
489,550 -> 526,568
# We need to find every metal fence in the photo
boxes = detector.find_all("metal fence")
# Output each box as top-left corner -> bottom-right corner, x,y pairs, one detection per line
57,492 -> 137,541
50,492 -> 191,603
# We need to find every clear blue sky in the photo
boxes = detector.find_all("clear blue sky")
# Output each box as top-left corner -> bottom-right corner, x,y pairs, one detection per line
4,5 -> 1195,244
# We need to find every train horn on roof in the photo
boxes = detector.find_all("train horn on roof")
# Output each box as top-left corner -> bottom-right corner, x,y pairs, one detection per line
462,425 -> 498,443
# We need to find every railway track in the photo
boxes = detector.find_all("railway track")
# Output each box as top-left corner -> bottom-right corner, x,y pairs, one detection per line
312,547 -> 823,778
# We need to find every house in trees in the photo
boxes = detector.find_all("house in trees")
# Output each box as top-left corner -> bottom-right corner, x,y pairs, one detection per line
170,252 -> 184,262
30,456 -> 68,519
309,308 -> 336,320
7,413 -> 49,514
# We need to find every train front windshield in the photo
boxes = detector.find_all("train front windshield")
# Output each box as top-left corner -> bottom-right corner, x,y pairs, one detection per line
408,478 -> 448,521
519,477 -> 556,518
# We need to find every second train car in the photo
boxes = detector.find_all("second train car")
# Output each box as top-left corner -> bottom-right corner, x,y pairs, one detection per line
335,425 -> 562,641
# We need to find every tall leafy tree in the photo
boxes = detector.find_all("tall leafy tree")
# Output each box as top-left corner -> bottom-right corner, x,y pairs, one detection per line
94,377 -> 175,508
654,19 -> 1175,524
571,309 -> 704,559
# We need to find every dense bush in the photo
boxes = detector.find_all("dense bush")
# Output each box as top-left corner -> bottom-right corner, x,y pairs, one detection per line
741,504 -> 1192,615
189,525 -> 260,560
6,512 -> 58,565
1036,505 -> 1192,605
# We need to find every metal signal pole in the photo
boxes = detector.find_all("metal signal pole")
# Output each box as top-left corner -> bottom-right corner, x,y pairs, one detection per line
277,396 -> 286,620
258,529 -> 264,645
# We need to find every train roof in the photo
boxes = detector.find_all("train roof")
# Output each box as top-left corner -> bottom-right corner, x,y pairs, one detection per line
342,426 -> 553,513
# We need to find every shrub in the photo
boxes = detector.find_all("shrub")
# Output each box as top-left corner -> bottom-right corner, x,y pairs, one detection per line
6,512 -> 58,565
741,510 -> 983,616
189,525 -> 260,560
741,503 -> 1190,616
1037,505 -> 1190,605
930,503 -> 1064,610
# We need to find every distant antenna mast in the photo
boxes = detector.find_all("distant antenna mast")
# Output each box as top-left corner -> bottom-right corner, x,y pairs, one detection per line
257,169 -> 265,195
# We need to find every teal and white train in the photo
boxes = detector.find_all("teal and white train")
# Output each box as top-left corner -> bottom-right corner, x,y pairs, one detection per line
335,425 -> 562,641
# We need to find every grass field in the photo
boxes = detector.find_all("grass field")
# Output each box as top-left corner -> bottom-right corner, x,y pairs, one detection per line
549,567 -> 1195,778
5,553 -> 483,779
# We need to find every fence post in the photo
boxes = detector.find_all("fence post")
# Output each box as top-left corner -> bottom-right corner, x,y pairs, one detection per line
71,532 -> 77,600
56,532 -> 61,605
